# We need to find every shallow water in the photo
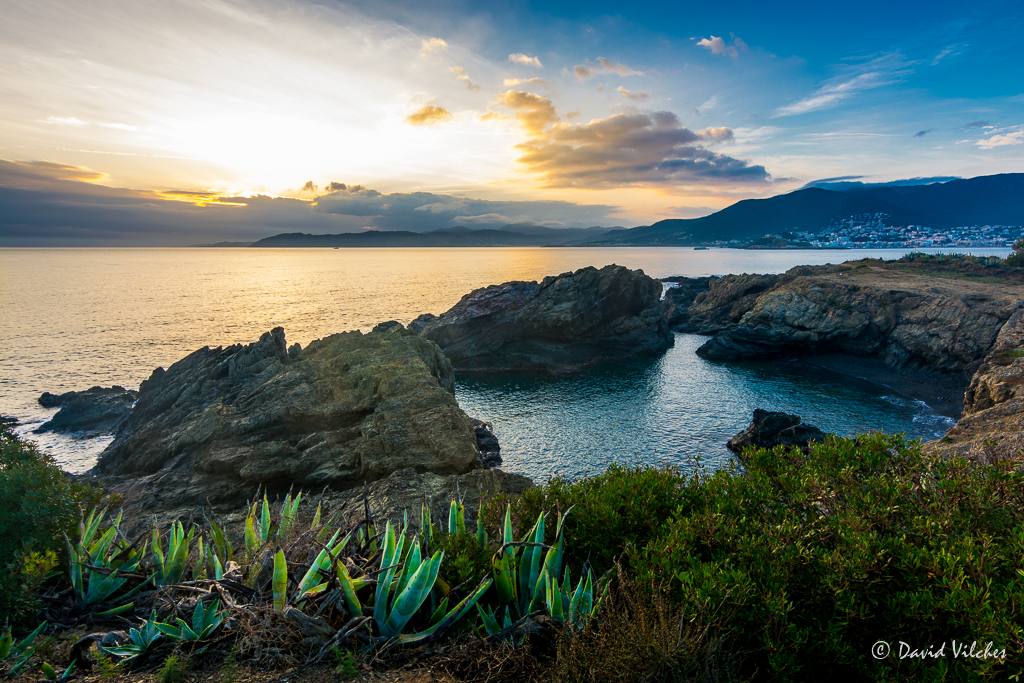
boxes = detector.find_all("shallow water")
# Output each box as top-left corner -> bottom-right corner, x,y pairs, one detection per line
0,246 -> 1000,476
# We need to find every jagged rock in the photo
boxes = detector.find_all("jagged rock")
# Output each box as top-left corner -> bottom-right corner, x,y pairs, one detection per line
926,304 -> 1024,461
472,418 -> 501,468
92,326 -> 482,512
675,274 -> 785,334
727,409 -> 829,454
408,313 -> 436,333
35,386 -> 138,434
419,265 -> 673,372
661,277 -> 714,328
693,270 -> 1014,372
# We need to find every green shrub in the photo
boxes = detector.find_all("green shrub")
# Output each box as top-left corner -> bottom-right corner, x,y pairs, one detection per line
630,433 -> 1024,681
482,463 -> 690,576
0,425 -> 108,624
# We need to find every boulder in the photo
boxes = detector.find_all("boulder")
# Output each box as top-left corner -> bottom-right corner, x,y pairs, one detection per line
92,326 -> 484,509
36,386 -> 138,434
472,418 -> 501,468
419,265 -> 673,372
727,409 -> 829,454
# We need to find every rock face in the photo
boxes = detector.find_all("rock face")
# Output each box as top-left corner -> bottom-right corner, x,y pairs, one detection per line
727,409 -> 829,454
663,265 -> 1017,374
419,265 -> 672,372
36,386 -> 138,434
93,326 -> 483,508
926,305 -> 1024,460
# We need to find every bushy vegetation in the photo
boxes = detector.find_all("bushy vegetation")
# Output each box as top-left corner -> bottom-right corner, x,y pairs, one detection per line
489,433 -> 1024,682
883,251 -> 1024,282
4,427 -> 1024,682
0,425 -> 109,625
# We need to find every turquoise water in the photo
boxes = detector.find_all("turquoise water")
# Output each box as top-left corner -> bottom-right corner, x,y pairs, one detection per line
0,246 -> 1001,475
455,334 -> 955,482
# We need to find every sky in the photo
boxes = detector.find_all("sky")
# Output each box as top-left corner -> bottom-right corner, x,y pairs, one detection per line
0,0 -> 1022,245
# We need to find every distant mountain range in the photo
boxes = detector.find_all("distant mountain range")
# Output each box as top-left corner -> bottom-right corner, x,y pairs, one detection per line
246,173 -> 1022,249
581,173 -> 1024,246
249,223 -> 618,247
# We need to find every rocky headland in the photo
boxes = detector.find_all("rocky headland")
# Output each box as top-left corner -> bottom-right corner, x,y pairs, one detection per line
416,264 -> 672,372
664,256 -> 1024,459
89,325 -> 531,532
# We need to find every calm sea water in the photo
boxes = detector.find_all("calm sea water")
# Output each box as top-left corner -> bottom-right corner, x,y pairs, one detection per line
0,247 -> 1006,479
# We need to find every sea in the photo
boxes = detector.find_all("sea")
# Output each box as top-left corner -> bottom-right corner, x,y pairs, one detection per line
0,246 -> 1009,482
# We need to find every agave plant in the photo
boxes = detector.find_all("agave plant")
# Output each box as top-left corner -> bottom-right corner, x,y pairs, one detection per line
367,520 -> 493,643
151,521 -> 194,587
0,622 -> 46,675
154,600 -> 225,642
66,509 -> 146,615
102,612 -> 162,663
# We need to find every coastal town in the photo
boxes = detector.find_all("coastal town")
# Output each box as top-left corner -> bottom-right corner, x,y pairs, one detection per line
737,213 -> 1023,249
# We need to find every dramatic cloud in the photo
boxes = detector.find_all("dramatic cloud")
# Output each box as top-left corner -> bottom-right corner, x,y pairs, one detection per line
695,34 -> 747,59
504,77 -> 548,87
976,131 -> 1023,149
449,66 -> 480,91
913,129 -> 934,138
508,53 -> 543,67
573,57 -> 642,82
0,159 -> 620,244
312,185 -> 615,230
617,87 -> 649,101
775,52 -> 911,117
493,93 -> 768,188
0,159 -> 359,246
405,105 -> 454,126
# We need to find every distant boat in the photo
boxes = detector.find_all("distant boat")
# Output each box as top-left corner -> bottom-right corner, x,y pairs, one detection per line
334,247 -> 339,249
693,246 -> 708,250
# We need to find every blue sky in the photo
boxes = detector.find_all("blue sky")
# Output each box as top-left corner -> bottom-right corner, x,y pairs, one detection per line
0,0 -> 1020,244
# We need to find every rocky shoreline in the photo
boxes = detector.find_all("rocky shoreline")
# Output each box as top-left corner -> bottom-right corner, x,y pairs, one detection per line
23,256 -> 1024,531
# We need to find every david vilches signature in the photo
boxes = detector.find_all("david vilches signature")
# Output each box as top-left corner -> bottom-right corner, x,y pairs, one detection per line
871,640 -> 1008,661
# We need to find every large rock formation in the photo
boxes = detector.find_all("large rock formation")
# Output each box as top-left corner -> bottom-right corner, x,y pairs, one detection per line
664,263 -> 1021,375
727,409 -> 829,455
419,264 -> 673,372
93,326 -> 485,510
926,304 -> 1024,460
36,386 -> 138,434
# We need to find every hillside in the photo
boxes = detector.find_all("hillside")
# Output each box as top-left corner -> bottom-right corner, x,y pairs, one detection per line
250,224 -> 614,247
581,173 -> 1024,246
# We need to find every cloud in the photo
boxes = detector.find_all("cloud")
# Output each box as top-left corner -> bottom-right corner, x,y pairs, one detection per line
508,53 -> 543,67
695,34 -> 748,59
44,116 -> 88,126
405,105 -> 454,126
617,87 -> 649,101
931,45 -> 965,66
976,131 -> 1023,149
493,94 -> 768,189
314,185 -> 616,230
774,52 -> 911,117
0,159 -> 362,246
301,180 -> 318,193
573,57 -> 642,82
504,77 -> 548,87
0,159 -> 620,244
493,90 -> 560,135
962,120 -> 989,130
449,66 -> 480,91
913,129 -> 934,138
419,37 -> 448,57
